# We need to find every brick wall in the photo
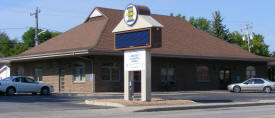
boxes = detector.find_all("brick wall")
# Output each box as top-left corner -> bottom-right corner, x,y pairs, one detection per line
10,57 -> 94,93
10,55 -> 268,93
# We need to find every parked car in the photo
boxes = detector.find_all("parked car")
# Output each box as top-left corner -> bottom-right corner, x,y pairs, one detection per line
0,76 -> 54,95
228,78 -> 275,93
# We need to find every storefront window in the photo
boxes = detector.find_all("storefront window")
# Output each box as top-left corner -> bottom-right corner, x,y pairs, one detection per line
197,66 -> 208,82
161,64 -> 176,82
18,66 -> 24,76
160,64 -> 176,90
101,63 -> 120,81
73,62 -> 86,82
34,68 -> 43,82
246,66 -> 256,79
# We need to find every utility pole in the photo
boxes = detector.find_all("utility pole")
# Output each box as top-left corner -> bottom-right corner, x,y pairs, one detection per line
30,7 -> 41,46
241,23 -> 253,52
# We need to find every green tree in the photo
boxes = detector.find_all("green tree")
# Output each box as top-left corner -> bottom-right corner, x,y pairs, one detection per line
0,32 -> 17,57
210,11 -> 231,42
188,17 -> 211,32
0,28 -> 61,57
249,33 -> 271,57
22,27 -> 61,48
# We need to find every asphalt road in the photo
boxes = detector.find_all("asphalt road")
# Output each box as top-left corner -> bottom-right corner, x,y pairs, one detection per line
0,95 -> 110,114
110,105 -> 275,118
1,92 -> 275,118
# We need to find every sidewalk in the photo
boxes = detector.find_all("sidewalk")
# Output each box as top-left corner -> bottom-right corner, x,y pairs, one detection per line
86,100 -> 275,112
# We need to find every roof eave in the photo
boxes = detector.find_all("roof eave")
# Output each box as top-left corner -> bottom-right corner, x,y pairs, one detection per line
89,50 -> 273,62
0,50 -> 89,62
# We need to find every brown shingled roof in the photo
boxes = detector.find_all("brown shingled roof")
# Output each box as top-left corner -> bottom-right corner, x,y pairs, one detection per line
19,16 -> 108,56
8,7 -> 274,62
93,7 -> 271,61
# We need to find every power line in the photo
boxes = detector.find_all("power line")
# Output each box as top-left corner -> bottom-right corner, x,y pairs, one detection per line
0,27 -> 29,30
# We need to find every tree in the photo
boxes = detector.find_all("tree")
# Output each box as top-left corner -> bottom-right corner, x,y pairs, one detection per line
22,27 -> 61,48
249,33 -> 271,57
0,32 -> 17,57
188,17 -> 211,32
0,28 -> 61,57
210,11 -> 231,42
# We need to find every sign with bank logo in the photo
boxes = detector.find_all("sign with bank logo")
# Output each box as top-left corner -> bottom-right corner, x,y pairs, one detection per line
124,49 -> 146,71
124,4 -> 138,26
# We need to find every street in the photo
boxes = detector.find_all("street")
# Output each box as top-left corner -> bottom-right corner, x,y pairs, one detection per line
1,98 -> 275,118
1,92 -> 275,117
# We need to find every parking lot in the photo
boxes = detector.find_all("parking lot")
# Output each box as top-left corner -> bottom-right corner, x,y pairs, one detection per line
0,95 -> 111,114
1,91 -> 275,114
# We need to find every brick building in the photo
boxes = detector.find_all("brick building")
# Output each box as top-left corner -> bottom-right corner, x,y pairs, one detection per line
0,7 -> 274,93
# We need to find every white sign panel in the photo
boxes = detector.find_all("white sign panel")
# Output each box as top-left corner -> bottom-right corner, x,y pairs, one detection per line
124,49 -> 146,71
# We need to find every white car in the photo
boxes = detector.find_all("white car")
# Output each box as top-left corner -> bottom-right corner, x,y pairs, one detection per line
228,78 -> 275,93
0,76 -> 54,95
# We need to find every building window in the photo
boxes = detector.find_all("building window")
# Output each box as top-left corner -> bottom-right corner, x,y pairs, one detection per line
161,64 -> 176,82
18,66 -> 24,76
197,66 -> 209,82
160,64 -> 176,90
73,62 -> 86,82
101,63 -> 120,81
34,68 -> 43,82
246,66 -> 256,79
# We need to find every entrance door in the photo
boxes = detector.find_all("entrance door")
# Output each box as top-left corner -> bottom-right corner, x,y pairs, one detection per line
219,69 -> 231,89
59,69 -> 65,92
134,71 -> 141,92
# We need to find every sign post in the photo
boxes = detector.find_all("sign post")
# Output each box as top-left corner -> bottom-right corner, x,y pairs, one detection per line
112,4 -> 163,102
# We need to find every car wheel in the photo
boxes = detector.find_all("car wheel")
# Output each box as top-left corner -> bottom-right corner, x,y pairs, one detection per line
233,86 -> 241,93
6,87 -> 16,96
264,87 -> 272,93
41,87 -> 49,95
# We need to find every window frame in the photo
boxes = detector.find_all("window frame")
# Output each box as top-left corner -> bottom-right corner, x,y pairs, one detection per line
34,67 -> 43,82
246,66 -> 256,79
73,62 -> 86,82
101,63 -> 121,82
197,66 -> 209,82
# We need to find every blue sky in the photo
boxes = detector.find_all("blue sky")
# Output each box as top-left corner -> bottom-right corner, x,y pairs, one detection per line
0,0 -> 274,52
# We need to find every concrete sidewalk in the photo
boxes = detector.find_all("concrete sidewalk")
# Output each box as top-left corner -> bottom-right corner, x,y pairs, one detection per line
99,100 -> 275,112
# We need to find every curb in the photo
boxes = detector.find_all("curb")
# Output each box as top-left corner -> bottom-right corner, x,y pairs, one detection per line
85,100 -> 126,107
135,101 -> 275,112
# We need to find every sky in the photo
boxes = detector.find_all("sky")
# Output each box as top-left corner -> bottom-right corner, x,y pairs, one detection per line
0,0 -> 274,52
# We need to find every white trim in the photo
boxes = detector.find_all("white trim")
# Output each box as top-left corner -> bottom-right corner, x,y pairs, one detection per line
0,50 -> 89,62
89,9 -> 103,18
112,15 -> 163,33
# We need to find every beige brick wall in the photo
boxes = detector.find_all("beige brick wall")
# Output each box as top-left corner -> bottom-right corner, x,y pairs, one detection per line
10,57 -> 94,93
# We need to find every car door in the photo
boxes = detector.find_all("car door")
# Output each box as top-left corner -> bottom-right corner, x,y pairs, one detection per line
21,77 -> 39,93
12,77 -> 24,93
253,79 -> 265,91
242,79 -> 255,91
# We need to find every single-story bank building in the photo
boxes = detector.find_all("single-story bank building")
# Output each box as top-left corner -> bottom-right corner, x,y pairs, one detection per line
1,7 -> 275,93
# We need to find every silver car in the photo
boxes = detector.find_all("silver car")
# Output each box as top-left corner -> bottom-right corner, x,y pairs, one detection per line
0,76 -> 54,95
228,78 -> 275,93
